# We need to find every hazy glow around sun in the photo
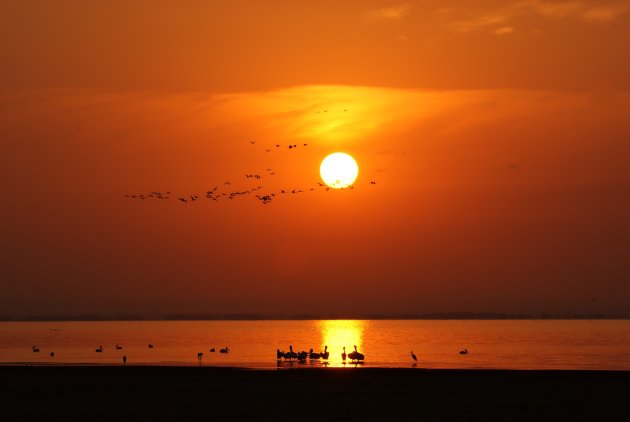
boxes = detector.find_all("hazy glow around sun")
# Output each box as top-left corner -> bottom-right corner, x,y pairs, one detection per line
320,152 -> 359,189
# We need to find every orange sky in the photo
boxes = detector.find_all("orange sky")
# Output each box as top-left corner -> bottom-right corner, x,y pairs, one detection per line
1,1 -> 629,317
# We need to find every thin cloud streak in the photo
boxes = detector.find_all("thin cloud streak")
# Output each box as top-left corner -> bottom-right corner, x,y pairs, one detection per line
443,1 -> 628,34
364,4 -> 411,21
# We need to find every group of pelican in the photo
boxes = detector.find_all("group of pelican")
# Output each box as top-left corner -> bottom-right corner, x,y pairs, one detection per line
197,346 -> 230,363
277,345 -> 331,363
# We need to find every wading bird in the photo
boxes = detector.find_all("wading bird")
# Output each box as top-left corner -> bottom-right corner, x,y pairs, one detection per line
348,345 -> 364,363
411,351 -> 417,362
459,349 -> 468,355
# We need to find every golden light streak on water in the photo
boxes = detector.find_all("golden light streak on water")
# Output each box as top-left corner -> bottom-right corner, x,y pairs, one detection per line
319,320 -> 366,365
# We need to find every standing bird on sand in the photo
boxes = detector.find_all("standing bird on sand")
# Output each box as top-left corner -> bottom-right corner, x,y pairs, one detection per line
411,351 -> 418,363
341,346 -> 347,363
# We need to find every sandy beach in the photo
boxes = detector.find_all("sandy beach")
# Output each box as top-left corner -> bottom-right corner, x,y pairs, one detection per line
3,366 -> 629,420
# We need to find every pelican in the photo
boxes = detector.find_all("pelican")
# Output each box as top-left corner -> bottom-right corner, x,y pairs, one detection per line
321,345 -> 329,360
341,346 -> 347,362
308,348 -> 321,360
459,348 -> 468,355
349,345 -> 364,362
411,351 -> 418,362
115,344 -> 122,350
276,349 -> 285,360
210,347 -> 215,352
148,344 -> 154,349
220,347 -> 229,354
32,346 -> 40,353
285,345 -> 297,362
50,352 -> 55,357
297,350 -> 308,362
197,352 -> 203,363
95,346 -> 103,353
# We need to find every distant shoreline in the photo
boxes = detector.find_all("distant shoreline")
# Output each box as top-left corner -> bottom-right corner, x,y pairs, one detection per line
1,312 -> 627,322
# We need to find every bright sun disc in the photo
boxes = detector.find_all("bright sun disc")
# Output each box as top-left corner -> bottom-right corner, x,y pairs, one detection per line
320,152 -> 359,189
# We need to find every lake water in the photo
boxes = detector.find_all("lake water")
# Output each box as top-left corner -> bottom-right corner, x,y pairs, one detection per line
2,320 -> 630,370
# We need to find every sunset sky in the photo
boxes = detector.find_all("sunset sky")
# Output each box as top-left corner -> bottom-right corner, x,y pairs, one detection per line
1,0 -> 629,318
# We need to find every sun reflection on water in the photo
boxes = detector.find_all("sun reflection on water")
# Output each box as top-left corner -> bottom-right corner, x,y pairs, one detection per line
318,320 -> 367,366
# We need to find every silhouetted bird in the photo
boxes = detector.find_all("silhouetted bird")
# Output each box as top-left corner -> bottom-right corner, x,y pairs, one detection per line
285,345 -> 297,361
321,345 -> 329,360
411,351 -> 417,362
197,352 -> 203,363
277,349 -> 284,360
32,346 -> 40,353
148,344 -> 154,349
50,352 -> 55,357
349,345 -> 364,362
220,347 -> 229,354
341,346 -> 347,363
122,355 -> 127,366
210,347 -> 215,352
459,349 -> 468,355
115,344 -> 122,350
308,348 -> 321,360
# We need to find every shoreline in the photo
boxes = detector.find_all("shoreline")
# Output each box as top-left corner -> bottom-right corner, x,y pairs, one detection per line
3,366 -> 629,420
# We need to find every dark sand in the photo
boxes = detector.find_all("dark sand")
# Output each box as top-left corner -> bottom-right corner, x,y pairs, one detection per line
2,366 -> 628,420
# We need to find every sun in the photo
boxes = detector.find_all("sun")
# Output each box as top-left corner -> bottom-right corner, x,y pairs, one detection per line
320,152 -> 359,189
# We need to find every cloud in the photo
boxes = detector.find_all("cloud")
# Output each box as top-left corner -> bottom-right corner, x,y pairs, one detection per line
364,4 -> 411,21
442,1 -> 628,33
494,26 -> 515,35
449,13 -> 508,32
521,1 -> 584,18
580,5 -> 628,22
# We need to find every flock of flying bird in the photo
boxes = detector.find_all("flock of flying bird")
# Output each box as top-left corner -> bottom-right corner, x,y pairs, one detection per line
124,139 -> 377,206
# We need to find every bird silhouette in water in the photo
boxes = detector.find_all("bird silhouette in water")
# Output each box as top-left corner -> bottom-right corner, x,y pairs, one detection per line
148,344 -> 154,349
220,346 -> 229,353
321,345 -> 329,360
122,355 -> 127,366
95,345 -> 103,353
411,351 -> 418,363
197,352 -> 203,364
50,352 -> 55,357
115,344 -> 122,350
341,346 -> 347,363
285,345 -> 297,362
210,347 -> 215,352
348,345 -> 364,363
459,348 -> 468,355
32,346 -> 40,353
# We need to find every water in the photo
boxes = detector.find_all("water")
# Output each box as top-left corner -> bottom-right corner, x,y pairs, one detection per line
2,320 -> 630,370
